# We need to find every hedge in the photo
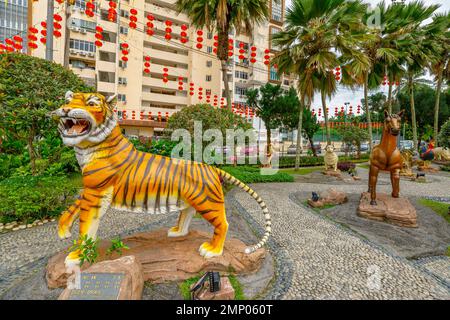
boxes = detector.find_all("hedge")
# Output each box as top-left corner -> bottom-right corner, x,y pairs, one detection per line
221,166 -> 294,184
0,176 -> 80,224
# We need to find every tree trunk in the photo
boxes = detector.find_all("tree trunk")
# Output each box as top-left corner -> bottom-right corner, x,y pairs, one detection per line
321,90 -> 331,145
27,135 -> 36,175
294,104 -> 304,171
63,2 -> 71,68
409,75 -> 418,153
387,81 -> 393,114
364,73 -> 373,151
217,24 -> 232,110
308,136 -> 317,157
433,67 -> 443,147
266,126 -> 272,166
221,60 -> 232,110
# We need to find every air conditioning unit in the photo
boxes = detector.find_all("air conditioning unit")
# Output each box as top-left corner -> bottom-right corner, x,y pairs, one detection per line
80,29 -> 87,34
87,52 -> 95,57
72,27 -> 80,32
69,49 -> 76,54
80,52 -> 87,56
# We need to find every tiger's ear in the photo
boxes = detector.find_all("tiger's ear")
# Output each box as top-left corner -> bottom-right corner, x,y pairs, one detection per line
384,110 -> 390,119
65,90 -> 74,102
106,94 -> 117,110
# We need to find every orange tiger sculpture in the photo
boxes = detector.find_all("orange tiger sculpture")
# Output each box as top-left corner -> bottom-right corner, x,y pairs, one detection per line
52,91 -> 272,267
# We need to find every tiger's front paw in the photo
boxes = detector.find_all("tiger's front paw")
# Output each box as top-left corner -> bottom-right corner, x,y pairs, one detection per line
58,225 -> 72,239
58,212 -> 73,239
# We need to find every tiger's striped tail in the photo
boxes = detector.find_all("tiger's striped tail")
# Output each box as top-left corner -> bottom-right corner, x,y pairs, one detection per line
215,168 -> 272,254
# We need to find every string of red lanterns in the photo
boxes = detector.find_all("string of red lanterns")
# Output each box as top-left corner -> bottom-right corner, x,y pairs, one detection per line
95,25 -> 103,47
120,43 -> 129,61
165,20 -> 172,41
162,67 -> 169,83
196,30 -> 203,50
85,1 -> 95,18
146,14 -> 154,36
180,24 -> 188,43
40,21 -> 47,45
129,8 -> 138,29
143,56 -> 151,74
108,1 -> 117,22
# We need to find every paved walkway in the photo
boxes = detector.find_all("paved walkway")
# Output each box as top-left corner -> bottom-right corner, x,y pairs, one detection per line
0,167 -> 449,299
232,168 -> 450,299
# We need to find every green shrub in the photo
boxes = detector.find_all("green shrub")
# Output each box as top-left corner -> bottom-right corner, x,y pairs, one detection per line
130,138 -> 180,157
278,153 -> 369,168
438,119 -> 450,149
0,176 -> 80,223
221,166 -> 294,183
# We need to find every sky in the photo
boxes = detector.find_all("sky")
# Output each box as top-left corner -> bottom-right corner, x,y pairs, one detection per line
283,0 -> 449,119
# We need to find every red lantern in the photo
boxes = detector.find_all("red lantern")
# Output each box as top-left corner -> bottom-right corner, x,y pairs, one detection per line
180,24 -> 188,43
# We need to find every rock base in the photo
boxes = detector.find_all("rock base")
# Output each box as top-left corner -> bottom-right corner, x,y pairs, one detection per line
47,229 -> 266,288
357,192 -> 418,228
418,166 -> 439,173
322,170 -> 342,179
191,277 -> 235,300
308,188 -> 348,208
58,256 -> 144,300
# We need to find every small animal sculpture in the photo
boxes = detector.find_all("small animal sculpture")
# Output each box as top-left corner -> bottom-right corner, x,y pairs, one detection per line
324,144 -> 338,172
434,147 -> 450,161
399,149 -> 414,177
52,91 -> 272,267
368,110 -> 404,205
311,192 -> 320,202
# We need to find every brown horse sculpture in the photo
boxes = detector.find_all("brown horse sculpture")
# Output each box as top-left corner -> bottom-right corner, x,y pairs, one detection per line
368,110 -> 405,205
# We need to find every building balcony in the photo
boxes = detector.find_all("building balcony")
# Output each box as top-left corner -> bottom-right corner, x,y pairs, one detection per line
144,3 -> 189,23
97,81 -> 115,93
97,60 -> 117,73
145,47 -> 189,65
142,91 -> 188,105
142,76 -> 181,91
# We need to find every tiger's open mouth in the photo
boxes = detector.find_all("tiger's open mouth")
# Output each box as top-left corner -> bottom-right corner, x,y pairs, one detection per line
59,117 -> 92,137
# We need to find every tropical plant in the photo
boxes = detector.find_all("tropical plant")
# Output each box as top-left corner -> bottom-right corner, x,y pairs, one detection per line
68,235 -> 99,267
246,84 -> 297,155
107,237 -> 130,257
428,12 -> 450,146
398,1 -> 440,152
437,119 -> 450,149
0,53 -> 92,175
175,0 -> 270,109
272,0 -> 370,168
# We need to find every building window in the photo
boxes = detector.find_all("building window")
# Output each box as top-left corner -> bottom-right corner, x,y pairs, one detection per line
270,26 -> 282,51
206,60 -> 212,67
118,94 -> 127,102
235,86 -> 247,96
120,9 -> 130,18
119,60 -> 127,68
271,0 -> 282,23
118,77 -> 127,85
235,41 -> 248,50
120,26 -> 128,35
74,0 -> 87,10
70,18 -> 96,32
235,70 -> 248,80
69,39 -> 96,53
207,32 -> 213,40
283,79 -> 290,86
206,75 -> 212,82
270,66 -> 280,81
206,46 -> 213,54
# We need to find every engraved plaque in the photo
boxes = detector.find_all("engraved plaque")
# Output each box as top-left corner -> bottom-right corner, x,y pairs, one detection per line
68,273 -> 124,300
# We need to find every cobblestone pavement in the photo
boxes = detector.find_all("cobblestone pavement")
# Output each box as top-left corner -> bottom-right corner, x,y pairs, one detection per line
231,168 -> 450,299
0,167 -> 449,299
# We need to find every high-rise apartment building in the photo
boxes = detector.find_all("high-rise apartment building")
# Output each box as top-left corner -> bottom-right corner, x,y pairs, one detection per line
3,0 -> 290,138
0,0 -> 30,49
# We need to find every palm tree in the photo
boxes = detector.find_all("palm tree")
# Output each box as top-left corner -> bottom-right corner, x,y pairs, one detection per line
175,0 -> 269,110
428,13 -> 450,146
401,2 -> 440,152
272,0 -> 369,170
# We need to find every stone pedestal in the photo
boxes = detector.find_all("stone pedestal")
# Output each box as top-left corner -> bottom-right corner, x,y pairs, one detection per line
191,277 -> 235,300
308,188 -> 348,208
58,256 -> 144,300
47,229 -> 266,288
322,170 -> 342,179
357,192 -> 418,228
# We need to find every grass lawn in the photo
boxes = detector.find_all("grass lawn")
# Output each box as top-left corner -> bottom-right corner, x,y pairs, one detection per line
358,164 -> 370,170
418,199 -> 450,224
280,166 -> 323,175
